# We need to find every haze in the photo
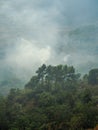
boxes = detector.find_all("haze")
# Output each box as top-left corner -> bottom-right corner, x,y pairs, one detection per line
0,0 -> 98,81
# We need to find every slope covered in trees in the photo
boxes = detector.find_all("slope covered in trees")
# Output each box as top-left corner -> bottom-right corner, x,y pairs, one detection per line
0,64 -> 98,130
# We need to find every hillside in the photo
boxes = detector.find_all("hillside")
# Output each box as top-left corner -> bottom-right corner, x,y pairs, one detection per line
0,64 -> 98,130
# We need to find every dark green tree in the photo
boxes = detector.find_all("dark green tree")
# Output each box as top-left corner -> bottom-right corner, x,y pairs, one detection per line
88,68 -> 98,85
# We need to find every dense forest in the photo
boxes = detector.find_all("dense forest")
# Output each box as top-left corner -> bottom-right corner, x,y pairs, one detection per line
0,64 -> 98,130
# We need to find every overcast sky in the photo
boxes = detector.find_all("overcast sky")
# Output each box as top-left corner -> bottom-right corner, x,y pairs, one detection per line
0,0 -> 98,80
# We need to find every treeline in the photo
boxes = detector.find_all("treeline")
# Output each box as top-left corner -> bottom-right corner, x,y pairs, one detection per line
0,64 -> 98,130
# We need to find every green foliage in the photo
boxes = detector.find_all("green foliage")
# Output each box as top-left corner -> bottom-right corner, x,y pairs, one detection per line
88,68 -> 98,85
80,89 -> 92,104
0,64 -> 98,130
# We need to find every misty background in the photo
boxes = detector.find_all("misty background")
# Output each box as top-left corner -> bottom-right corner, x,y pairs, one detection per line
0,0 -> 98,89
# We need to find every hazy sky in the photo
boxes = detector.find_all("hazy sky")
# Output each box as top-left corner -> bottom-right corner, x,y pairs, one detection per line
0,0 -> 98,80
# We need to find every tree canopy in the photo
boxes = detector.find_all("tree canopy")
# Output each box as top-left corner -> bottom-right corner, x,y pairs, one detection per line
0,64 -> 98,130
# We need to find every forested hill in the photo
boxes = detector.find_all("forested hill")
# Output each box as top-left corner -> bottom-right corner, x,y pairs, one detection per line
0,64 -> 98,130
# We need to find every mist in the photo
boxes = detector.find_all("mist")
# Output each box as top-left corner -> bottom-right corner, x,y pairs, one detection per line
0,0 -> 98,82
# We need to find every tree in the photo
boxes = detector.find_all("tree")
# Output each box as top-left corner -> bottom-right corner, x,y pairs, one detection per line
25,76 -> 39,89
88,69 -> 98,85
80,89 -> 92,104
36,64 -> 46,84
